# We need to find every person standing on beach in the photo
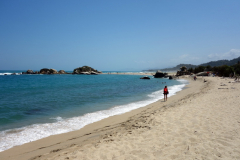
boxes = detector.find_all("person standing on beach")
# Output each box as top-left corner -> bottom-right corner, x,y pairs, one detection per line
163,86 -> 169,101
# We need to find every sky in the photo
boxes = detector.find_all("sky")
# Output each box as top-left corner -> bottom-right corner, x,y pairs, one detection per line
1,0 -> 240,71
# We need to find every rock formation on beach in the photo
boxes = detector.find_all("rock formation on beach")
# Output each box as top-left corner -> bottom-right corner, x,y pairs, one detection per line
176,66 -> 190,76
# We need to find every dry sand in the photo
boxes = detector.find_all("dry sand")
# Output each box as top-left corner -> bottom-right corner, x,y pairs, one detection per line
1,76 -> 240,160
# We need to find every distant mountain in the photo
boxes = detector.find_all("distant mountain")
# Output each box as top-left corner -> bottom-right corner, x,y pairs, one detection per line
199,56 -> 240,67
161,64 -> 197,72
143,56 -> 240,72
143,64 -> 197,72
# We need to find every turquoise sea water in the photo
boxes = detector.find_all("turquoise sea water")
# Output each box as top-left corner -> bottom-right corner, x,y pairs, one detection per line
0,70 -> 188,152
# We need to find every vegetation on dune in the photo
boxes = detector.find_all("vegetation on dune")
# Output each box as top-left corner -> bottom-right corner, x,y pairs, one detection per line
187,62 -> 240,77
154,56 -> 240,77
146,56 -> 240,73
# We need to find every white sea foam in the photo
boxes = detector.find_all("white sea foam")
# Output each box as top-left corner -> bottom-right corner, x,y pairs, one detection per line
0,79 -> 188,152
0,72 -> 22,75
0,73 -> 12,75
50,117 -> 64,121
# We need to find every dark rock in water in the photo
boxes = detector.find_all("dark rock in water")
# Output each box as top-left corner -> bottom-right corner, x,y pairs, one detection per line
49,69 -> 58,74
153,70 -> 167,78
169,76 -> 173,79
39,68 -> 57,74
40,68 -> 50,74
26,70 -> 34,74
73,70 -> 78,74
23,70 -> 36,74
140,76 -> 150,79
58,70 -> 66,74
73,66 -> 101,74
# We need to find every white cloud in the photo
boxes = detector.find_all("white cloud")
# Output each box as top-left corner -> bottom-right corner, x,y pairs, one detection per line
208,49 -> 240,60
179,54 -> 189,59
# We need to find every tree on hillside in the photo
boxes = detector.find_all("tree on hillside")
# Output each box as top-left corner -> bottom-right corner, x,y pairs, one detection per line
232,63 -> 240,75
193,66 -> 205,73
180,66 -> 187,72
188,67 -> 193,73
212,65 -> 234,77
205,65 -> 212,71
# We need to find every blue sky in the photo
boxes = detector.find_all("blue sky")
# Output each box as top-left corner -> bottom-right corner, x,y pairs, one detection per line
1,0 -> 240,71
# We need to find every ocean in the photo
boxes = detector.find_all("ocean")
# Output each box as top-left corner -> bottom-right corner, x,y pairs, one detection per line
0,70 -> 188,152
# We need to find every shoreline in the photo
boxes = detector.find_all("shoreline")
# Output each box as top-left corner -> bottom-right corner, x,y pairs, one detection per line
0,76 -> 199,160
2,76 -> 239,159
0,73 -> 182,153
0,72 -> 180,152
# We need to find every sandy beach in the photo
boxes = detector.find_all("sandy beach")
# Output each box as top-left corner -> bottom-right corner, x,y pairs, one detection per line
1,76 -> 240,160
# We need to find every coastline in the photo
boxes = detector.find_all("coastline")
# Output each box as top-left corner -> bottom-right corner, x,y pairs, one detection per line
1,75 -> 240,159
0,75 -> 197,160
0,72 -> 182,152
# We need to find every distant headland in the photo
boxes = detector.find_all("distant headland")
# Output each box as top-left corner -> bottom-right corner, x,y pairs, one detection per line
143,56 -> 240,72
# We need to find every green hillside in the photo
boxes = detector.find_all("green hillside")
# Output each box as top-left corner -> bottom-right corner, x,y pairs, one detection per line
145,56 -> 240,72
200,56 -> 240,67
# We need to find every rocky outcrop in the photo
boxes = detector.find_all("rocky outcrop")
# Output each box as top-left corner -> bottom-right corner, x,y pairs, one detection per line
40,68 -> 50,74
176,70 -> 190,76
153,70 -> 167,78
22,70 -> 36,74
49,69 -> 58,74
27,70 -> 34,74
140,76 -> 150,79
21,68 -> 85,75
73,66 -> 101,74
90,71 -> 98,75
58,70 -> 67,74
39,68 -> 58,74
176,66 -> 190,76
